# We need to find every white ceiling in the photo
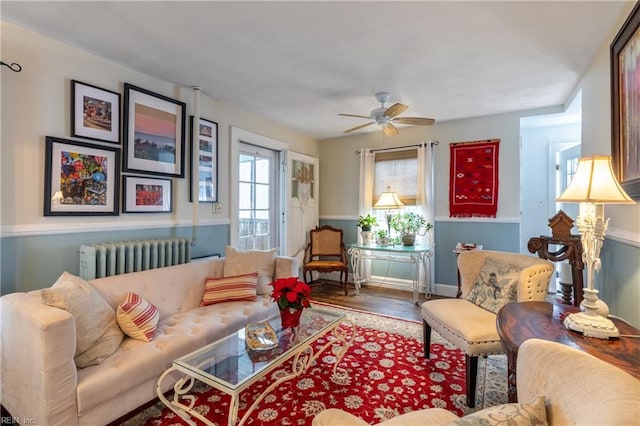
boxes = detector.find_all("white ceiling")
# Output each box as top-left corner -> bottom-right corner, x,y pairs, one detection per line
1,1 -> 628,140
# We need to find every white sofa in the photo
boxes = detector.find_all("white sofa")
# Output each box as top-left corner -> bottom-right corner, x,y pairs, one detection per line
313,338 -> 640,425
0,254 -> 298,426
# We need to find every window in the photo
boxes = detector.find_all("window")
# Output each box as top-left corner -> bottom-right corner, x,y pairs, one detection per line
372,149 -> 420,233
373,149 -> 418,205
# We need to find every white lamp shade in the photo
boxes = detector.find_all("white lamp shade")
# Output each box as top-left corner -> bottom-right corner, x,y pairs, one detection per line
556,156 -> 635,204
373,186 -> 405,209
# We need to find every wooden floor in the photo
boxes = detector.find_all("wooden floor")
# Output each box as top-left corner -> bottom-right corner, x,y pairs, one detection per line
309,280 -> 443,322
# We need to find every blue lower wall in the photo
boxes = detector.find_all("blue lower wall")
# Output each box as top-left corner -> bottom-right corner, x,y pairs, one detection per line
0,225 -> 229,295
3,220 -> 637,327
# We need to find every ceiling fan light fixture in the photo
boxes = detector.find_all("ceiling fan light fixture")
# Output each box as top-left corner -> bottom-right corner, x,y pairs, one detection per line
339,92 -> 434,136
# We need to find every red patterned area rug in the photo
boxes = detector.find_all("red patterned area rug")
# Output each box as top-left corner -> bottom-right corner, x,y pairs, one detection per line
121,303 -> 506,425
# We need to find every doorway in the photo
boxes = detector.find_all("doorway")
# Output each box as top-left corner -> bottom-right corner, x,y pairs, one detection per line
230,127 -> 288,252
238,143 -> 278,250
519,92 -> 582,254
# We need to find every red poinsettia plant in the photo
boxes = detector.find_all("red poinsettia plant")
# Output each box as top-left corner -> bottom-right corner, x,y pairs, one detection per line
270,277 -> 312,311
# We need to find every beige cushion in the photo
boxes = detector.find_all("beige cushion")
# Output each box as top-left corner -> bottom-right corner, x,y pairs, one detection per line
41,272 -> 123,368
446,396 -> 547,426
201,272 -> 259,305
466,257 -> 519,313
116,292 -> 159,342
421,298 -> 503,356
223,246 -> 277,295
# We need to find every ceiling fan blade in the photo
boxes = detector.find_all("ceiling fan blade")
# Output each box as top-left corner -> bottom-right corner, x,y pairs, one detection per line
344,122 -> 375,133
384,103 -> 408,118
383,123 -> 399,137
338,113 -> 371,119
392,117 -> 436,126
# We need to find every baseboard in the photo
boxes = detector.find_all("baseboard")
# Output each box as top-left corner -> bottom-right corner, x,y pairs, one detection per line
317,271 -> 457,297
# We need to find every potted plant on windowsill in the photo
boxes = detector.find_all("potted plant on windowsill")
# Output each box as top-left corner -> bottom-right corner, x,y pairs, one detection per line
358,214 -> 378,245
390,212 -> 433,246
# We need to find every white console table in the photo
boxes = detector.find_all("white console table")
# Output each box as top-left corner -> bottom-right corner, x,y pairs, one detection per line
347,244 -> 434,305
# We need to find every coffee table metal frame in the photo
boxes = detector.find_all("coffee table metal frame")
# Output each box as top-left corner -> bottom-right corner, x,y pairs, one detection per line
156,308 -> 355,426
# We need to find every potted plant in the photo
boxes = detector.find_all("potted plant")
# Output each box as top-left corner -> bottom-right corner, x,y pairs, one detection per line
358,214 -> 378,245
376,229 -> 392,247
357,214 -> 378,231
390,212 -> 433,246
270,277 -> 312,328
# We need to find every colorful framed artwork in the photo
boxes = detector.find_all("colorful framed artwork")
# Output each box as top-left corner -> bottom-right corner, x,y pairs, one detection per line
71,80 -> 120,143
122,176 -> 172,213
611,2 -> 640,200
189,116 -> 218,202
44,136 -> 120,216
123,83 -> 186,177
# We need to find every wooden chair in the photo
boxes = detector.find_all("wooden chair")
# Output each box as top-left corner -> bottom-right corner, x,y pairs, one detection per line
303,225 -> 349,295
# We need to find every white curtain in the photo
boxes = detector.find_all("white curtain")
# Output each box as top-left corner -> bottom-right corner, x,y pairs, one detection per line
416,142 -> 436,245
416,141 -> 437,291
358,148 -> 376,244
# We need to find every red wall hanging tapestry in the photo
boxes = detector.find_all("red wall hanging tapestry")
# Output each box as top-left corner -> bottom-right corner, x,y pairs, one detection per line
449,139 -> 500,218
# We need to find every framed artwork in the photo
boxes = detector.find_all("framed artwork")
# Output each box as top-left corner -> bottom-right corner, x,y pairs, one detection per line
122,176 -> 172,213
123,83 -> 186,177
611,2 -> 640,200
71,80 -> 120,143
291,158 -> 316,210
44,136 -> 120,216
189,116 -> 218,202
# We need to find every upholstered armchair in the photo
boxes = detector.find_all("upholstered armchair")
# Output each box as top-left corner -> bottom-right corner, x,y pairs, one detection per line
312,339 -> 640,425
421,250 -> 554,407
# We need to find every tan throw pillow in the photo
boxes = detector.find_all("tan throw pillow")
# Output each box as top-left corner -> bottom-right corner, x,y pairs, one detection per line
116,292 -> 159,342
446,396 -> 547,425
201,272 -> 259,306
223,246 -> 277,295
41,272 -> 124,368
465,257 -> 520,313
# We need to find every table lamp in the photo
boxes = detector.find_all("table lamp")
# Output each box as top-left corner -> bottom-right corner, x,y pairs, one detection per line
373,185 -> 404,236
556,155 -> 635,338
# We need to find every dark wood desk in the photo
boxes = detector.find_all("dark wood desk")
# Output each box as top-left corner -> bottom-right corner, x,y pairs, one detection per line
497,301 -> 640,403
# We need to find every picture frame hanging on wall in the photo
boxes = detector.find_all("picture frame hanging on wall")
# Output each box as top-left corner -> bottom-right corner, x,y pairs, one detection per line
611,2 -> 640,200
123,83 -> 186,177
189,116 -> 218,202
44,136 -> 120,216
71,80 -> 120,144
122,175 -> 172,213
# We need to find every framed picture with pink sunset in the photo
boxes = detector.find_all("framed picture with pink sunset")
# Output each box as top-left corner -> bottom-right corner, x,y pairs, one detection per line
122,83 -> 186,177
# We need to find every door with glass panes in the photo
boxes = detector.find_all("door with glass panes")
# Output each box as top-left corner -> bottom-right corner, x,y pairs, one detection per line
237,143 -> 278,250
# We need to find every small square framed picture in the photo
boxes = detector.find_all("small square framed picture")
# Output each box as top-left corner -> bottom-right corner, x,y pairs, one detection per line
71,80 -> 120,144
123,176 -> 172,213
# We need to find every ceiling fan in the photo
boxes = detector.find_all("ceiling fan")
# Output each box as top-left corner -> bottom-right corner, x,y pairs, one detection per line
339,92 -> 435,136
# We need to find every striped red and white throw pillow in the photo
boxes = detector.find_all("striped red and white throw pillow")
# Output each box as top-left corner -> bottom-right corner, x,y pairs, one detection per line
116,292 -> 159,342
201,272 -> 258,306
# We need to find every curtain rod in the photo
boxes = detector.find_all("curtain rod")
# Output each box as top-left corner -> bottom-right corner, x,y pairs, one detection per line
355,141 -> 438,155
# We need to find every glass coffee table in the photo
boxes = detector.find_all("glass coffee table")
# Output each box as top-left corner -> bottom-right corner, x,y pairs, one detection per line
156,307 -> 355,426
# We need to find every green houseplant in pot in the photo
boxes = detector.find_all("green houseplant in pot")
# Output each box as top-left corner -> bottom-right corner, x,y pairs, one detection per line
390,212 -> 433,246
358,214 -> 378,245
375,229 -> 392,247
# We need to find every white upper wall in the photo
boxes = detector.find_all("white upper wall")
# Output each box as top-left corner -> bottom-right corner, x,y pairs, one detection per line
0,21 -> 319,234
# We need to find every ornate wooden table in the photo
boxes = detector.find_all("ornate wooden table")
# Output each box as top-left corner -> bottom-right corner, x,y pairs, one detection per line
497,301 -> 640,403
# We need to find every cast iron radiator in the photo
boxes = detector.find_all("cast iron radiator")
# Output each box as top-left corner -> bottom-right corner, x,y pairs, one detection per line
79,238 -> 192,280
